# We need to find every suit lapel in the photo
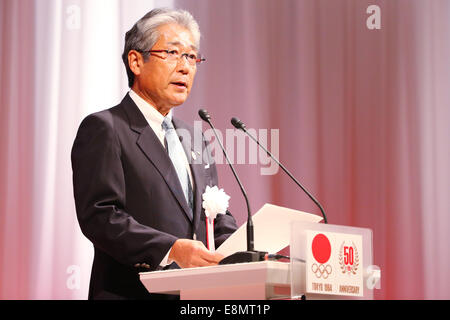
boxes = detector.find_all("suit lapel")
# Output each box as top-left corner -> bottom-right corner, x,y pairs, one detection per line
121,94 -> 193,222
172,117 -> 207,232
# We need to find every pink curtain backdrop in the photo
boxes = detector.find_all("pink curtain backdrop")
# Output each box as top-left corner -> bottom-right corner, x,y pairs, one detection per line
1,0 -> 449,299
0,0 -> 35,300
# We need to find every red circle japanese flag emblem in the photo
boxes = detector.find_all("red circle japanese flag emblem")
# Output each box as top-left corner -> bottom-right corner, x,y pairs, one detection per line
311,233 -> 331,264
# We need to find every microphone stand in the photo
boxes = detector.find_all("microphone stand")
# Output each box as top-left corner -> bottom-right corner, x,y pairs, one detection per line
199,110 -> 267,264
231,117 -> 328,224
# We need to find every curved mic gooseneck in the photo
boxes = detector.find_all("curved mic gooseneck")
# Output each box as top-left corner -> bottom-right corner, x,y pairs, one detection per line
199,110 -> 266,264
231,117 -> 328,224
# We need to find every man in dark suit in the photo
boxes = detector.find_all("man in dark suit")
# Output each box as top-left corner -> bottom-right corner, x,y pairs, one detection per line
71,8 -> 237,300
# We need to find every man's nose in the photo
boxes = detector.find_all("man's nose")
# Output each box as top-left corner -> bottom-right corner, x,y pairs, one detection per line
176,56 -> 190,74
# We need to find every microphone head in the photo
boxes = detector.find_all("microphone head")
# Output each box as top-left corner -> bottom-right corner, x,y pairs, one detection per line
231,117 -> 246,130
198,109 -> 211,122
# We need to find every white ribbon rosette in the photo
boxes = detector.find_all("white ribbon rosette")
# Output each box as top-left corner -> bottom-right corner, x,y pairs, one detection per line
202,186 -> 230,251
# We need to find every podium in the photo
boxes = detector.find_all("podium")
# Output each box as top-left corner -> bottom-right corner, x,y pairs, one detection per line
140,261 -> 291,300
140,205 -> 380,300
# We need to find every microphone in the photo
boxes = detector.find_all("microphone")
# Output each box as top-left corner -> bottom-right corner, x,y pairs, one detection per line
231,117 -> 328,224
198,109 -> 266,264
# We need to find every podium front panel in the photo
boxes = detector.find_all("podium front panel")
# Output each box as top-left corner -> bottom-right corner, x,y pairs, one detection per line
290,221 -> 375,300
140,261 -> 291,300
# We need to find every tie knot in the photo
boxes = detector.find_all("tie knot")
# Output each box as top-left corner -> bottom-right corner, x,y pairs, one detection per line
162,117 -> 174,131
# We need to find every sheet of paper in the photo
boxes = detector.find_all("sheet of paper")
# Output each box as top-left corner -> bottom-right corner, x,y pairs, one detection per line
217,203 -> 323,257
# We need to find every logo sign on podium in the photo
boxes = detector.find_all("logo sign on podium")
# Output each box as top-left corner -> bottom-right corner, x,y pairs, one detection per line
306,231 -> 363,297
290,221 -> 377,299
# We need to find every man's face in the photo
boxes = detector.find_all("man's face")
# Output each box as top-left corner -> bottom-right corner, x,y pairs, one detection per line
131,23 -> 198,115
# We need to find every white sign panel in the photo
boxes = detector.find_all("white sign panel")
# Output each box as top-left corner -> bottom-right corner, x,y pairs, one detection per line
306,230 -> 364,297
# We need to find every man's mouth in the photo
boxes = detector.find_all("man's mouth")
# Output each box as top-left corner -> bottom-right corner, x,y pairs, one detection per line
171,81 -> 187,88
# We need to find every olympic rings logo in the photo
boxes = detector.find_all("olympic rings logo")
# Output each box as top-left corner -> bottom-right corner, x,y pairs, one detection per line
311,263 -> 332,279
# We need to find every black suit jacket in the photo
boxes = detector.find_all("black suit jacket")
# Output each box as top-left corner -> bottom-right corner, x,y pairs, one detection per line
71,94 -> 237,299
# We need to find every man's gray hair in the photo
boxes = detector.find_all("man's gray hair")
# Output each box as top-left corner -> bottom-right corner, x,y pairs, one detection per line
122,8 -> 201,88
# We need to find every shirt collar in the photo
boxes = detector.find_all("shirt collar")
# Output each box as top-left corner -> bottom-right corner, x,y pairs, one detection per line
129,89 -> 172,129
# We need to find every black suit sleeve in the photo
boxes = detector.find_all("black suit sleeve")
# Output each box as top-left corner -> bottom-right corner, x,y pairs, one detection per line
71,113 -> 177,270
214,210 -> 238,248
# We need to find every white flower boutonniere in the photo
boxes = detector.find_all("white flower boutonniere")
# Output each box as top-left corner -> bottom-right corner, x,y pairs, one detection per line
202,186 -> 230,219
202,186 -> 230,251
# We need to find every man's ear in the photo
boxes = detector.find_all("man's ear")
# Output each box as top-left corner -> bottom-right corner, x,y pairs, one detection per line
128,50 -> 143,77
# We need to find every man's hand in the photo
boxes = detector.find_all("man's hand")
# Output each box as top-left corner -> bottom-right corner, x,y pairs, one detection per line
169,239 -> 224,268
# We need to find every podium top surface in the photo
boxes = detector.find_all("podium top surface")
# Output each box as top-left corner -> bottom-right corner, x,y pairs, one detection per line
140,261 -> 290,296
